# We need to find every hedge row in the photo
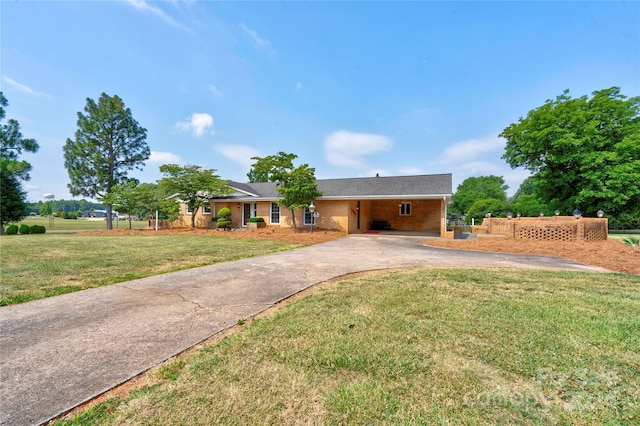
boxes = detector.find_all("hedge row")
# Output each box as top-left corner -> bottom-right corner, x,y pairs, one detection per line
4,224 -> 46,235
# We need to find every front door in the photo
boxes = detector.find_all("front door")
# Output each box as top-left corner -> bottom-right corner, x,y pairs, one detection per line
243,203 -> 251,226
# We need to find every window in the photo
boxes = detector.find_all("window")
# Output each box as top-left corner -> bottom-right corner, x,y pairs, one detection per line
304,207 -> 313,225
399,202 -> 411,216
203,204 -> 212,214
185,204 -> 192,214
270,203 -> 280,224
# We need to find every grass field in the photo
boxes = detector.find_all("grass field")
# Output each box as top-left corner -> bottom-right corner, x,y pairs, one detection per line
609,230 -> 640,241
55,268 -> 640,425
0,233 -> 299,306
14,216 -> 148,231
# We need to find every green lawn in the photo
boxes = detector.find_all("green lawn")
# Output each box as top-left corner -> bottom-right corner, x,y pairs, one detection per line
609,230 -> 640,241
14,216 -> 148,231
56,268 -> 640,425
0,233 -> 299,306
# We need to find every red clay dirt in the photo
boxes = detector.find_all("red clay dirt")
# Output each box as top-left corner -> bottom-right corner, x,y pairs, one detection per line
83,227 -> 639,275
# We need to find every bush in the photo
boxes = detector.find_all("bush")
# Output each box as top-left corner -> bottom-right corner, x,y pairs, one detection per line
216,207 -> 232,230
62,212 -> 78,219
248,217 -> 265,223
5,224 -> 18,235
621,236 -> 640,247
217,218 -> 232,230
19,224 -> 31,234
30,225 -> 46,234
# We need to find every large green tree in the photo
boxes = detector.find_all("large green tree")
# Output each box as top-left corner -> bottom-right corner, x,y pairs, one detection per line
450,175 -> 508,215
247,151 -> 298,183
466,198 -> 506,225
248,152 -> 322,230
158,164 -> 231,229
63,93 -> 149,230
501,87 -> 640,226
0,92 -> 39,233
276,164 -> 322,230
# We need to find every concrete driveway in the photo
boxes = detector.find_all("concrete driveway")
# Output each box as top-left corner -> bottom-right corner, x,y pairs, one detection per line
0,235 -> 608,425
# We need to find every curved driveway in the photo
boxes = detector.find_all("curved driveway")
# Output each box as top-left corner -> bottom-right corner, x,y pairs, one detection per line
0,235 -> 608,425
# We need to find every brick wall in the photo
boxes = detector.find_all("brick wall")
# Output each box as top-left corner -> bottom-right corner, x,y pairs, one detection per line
370,200 -> 441,231
473,217 -> 608,241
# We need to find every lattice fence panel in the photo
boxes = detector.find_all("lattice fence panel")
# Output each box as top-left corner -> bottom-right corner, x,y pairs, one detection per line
516,224 -> 577,241
490,220 -> 510,235
585,223 -> 608,241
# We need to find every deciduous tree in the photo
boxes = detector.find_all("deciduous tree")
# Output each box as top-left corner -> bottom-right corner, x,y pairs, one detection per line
248,152 -> 322,230
247,151 -> 298,183
158,164 -> 230,229
450,176 -> 508,215
466,198 -> 506,225
276,164 -> 322,230
501,87 -> 640,226
100,181 -> 141,229
63,93 -> 149,230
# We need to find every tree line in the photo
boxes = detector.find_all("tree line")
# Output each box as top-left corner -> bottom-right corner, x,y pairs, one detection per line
1,86 -> 638,233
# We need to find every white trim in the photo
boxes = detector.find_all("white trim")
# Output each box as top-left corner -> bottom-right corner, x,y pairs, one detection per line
203,204 -> 212,214
227,185 -> 259,197
210,195 -> 451,203
400,202 -> 411,216
270,202 -> 281,224
303,207 -> 313,226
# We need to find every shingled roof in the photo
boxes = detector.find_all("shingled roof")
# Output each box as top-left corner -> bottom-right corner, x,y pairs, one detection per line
223,174 -> 452,200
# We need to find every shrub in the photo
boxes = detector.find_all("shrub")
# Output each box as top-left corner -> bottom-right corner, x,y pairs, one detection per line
621,236 -> 640,247
30,225 -> 46,234
217,217 -> 232,230
5,225 -> 18,235
19,224 -> 31,234
216,207 -> 232,230
248,217 -> 265,223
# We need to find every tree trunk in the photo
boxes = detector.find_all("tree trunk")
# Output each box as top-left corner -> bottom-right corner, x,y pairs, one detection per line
290,209 -> 297,231
191,207 -> 197,229
0,221 -> 5,235
105,204 -> 113,230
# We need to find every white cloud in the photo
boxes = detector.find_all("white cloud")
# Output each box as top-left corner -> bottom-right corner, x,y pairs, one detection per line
207,85 -> 223,99
324,130 -> 393,168
213,144 -> 262,168
2,76 -> 49,97
176,113 -> 214,137
125,0 -> 190,30
240,22 -> 275,55
147,151 -> 186,165
435,136 -> 506,165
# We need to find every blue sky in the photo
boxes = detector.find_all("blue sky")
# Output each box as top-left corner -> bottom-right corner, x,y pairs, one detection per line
2,1 -> 638,202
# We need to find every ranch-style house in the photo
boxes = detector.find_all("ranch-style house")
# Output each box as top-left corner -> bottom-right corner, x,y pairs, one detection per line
173,173 -> 454,238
